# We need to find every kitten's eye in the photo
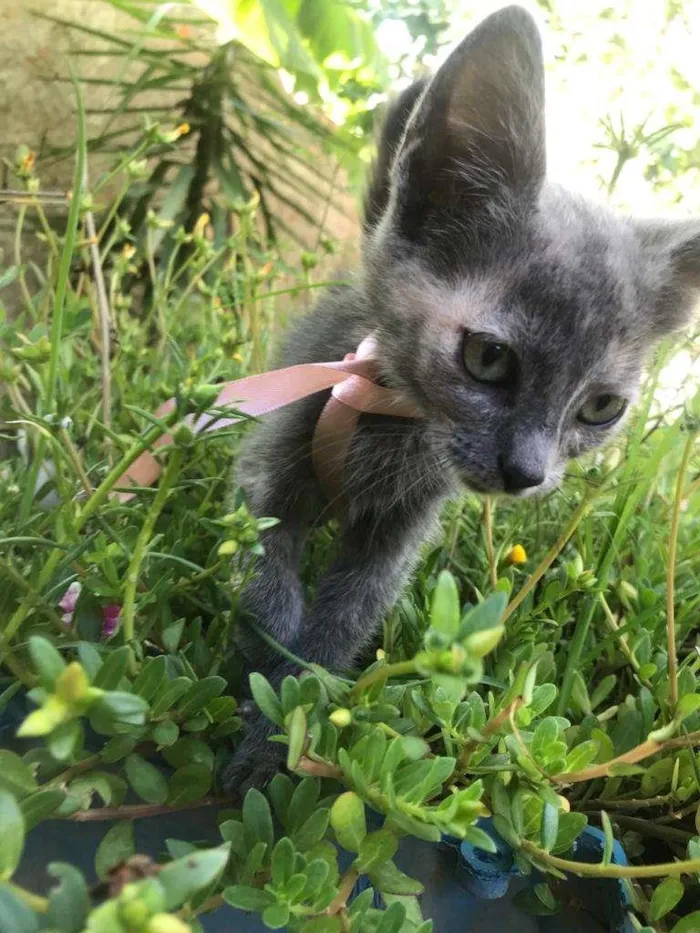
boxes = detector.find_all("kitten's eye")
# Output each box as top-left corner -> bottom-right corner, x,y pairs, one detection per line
577,393 -> 627,426
463,333 -> 517,385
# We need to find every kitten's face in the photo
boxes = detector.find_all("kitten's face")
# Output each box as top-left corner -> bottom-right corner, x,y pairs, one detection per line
364,6 -> 700,497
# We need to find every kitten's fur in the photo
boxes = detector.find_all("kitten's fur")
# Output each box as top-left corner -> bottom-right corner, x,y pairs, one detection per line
223,6 -> 700,791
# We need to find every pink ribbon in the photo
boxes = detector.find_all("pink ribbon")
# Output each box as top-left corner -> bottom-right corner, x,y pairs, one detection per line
114,333 -> 422,504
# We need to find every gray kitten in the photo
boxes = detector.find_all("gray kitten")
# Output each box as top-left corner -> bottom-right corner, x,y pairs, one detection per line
223,5 -> 700,792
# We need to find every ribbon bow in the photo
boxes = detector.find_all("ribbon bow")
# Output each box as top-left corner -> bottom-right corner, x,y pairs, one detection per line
115,333 -> 422,504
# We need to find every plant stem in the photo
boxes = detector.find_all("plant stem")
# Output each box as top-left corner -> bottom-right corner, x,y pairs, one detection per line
8,882 -> 49,913
297,756 -> 343,779
83,165 -> 114,462
350,660 -> 417,699
598,593 -> 649,686
121,447 -> 184,668
67,794 -> 236,822
503,495 -> 594,623
14,204 -> 34,313
522,839 -> 700,879
584,811 -> 691,844
1,414 -> 178,659
552,730 -> 700,785
482,498 -> 497,588
60,426 -> 93,495
666,429 -> 696,709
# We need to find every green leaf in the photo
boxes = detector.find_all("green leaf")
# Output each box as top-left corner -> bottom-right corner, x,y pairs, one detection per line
76,643 -> 102,680
46,863 -> 90,933
293,809 -> 330,851
650,877 -> 684,921
101,736 -> 137,763
249,673 -> 284,727
461,825 -> 497,854
330,792 -> 366,852
151,720 -> 179,747
159,846 -> 230,910
93,646 -> 131,690
280,676 -> 301,717
168,763 -> 212,806
93,691 -> 148,727
676,694 -> 700,722
301,918 -> 342,933
207,696 -> 238,723
459,591 -> 508,638
369,859 -> 423,896
222,885 -> 276,911
531,718 -> 559,762
243,788 -> 274,852
600,811 -> 614,866
0,885 -> 39,933
220,820 -> 248,860
0,266 -> 19,290
150,677 -> 194,717
431,571 -> 460,637
0,753 -> 38,799
286,705 -> 307,770
590,674 -> 617,711
271,837 -> 295,887
356,829 -> 398,872
125,754 -> 168,805
161,619 -> 185,654
28,636 -> 66,690
263,903 -> 290,929
564,740 -> 599,773
0,792 -> 24,881
552,812 -> 588,855
670,912 -> 700,933
528,684 -> 557,717
177,676 -> 227,718
20,790 -> 65,831
95,821 -> 134,880
541,803 -> 559,853
375,902 -> 406,933
48,720 -> 83,762
162,738 -> 214,771
132,656 -> 167,701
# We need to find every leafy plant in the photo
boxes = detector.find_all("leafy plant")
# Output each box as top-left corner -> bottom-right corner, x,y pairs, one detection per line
40,0 -> 384,253
1,3 -> 700,931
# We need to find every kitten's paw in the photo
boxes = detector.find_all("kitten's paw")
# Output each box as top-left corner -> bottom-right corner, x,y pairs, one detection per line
221,721 -> 285,797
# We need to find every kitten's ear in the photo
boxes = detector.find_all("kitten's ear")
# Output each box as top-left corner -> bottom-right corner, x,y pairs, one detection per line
392,5 -> 546,234
636,219 -> 700,334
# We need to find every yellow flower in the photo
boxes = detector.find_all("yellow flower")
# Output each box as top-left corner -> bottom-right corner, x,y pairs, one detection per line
149,914 -> 191,933
329,708 -> 352,728
507,544 -> 527,565
193,213 -> 210,239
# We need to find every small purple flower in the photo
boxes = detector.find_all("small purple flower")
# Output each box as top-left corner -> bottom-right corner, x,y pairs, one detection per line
58,582 -> 82,626
102,604 -> 122,640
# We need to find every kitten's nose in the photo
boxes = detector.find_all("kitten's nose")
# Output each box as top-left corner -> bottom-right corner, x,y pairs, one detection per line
499,455 -> 546,493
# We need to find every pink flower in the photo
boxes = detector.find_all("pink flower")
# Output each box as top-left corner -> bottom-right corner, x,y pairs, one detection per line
58,582 -> 82,626
101,604 -> 122,640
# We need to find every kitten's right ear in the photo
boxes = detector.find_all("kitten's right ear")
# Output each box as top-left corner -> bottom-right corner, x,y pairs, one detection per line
636,218 -> 700,335
391,6 -> 546,238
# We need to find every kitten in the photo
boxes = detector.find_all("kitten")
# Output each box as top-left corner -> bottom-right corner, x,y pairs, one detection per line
223,5 -> 700,792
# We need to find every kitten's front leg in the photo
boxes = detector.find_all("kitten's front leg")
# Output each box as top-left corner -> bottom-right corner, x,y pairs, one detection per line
223,500 -> 442,793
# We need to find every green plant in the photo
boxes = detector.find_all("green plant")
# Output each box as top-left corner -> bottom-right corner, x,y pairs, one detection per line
40,0 -> 384,254
1,4 -> 700,930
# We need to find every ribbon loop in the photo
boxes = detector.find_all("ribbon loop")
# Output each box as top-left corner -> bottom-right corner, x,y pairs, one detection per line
114,333 -> 422,504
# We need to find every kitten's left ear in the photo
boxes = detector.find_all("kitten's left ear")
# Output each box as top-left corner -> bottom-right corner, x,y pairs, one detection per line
636,218 -> 700,334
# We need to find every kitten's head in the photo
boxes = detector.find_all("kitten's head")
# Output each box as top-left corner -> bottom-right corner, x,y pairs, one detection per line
364,5 -> 700,496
